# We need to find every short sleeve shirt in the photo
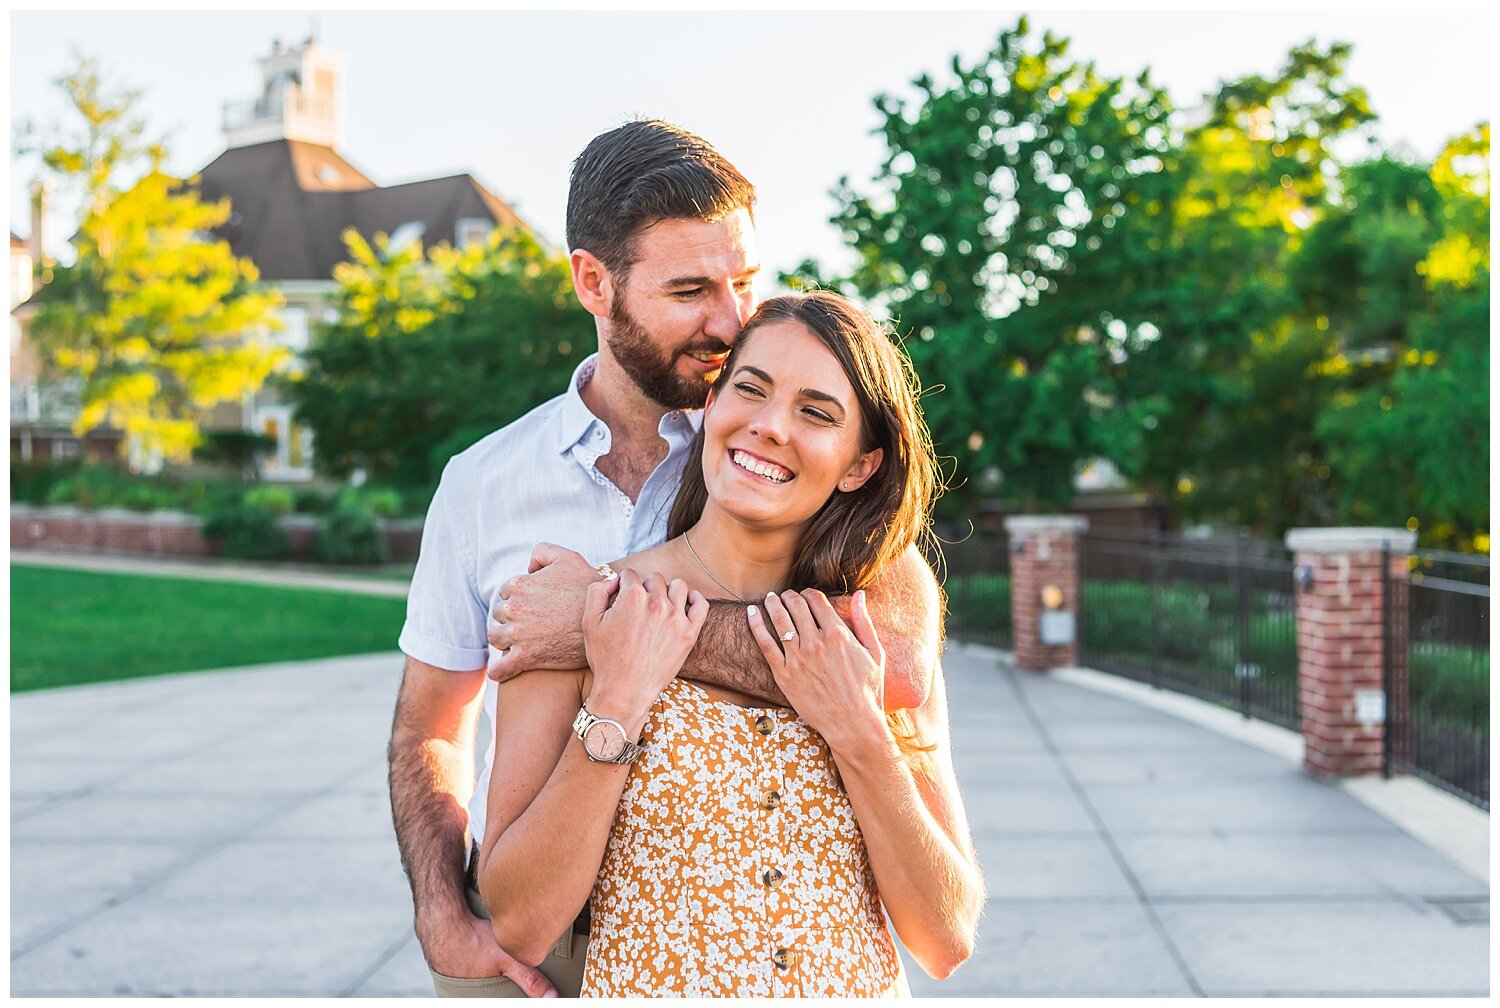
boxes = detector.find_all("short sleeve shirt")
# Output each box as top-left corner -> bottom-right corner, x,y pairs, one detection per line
398,354 -> 701,842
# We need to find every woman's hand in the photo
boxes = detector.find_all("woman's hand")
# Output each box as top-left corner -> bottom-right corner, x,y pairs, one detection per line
747,588 -> 890,756
583,568 -> 709,730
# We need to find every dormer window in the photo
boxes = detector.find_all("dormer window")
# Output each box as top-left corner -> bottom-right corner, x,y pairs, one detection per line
456,217 -> 491,249
388,221 -> 427,253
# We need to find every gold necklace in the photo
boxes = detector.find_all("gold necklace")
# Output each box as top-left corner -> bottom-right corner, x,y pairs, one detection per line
682,530 -> 749,603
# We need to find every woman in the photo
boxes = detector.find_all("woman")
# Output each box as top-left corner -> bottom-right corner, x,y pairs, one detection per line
477,291 -> 984,996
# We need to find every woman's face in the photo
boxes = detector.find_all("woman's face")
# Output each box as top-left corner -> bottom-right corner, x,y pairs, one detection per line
700,319 -> 883,532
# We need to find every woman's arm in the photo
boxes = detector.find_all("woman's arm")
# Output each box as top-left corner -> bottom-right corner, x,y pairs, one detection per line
477,569 -> 708,966
750,589 -> 984,980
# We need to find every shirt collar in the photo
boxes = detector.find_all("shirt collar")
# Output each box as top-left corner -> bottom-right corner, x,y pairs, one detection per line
555,352 -> 704,454
555,354 -> 605,455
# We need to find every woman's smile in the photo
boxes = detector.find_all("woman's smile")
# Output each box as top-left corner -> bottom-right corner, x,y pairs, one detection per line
728,448 -> 795,484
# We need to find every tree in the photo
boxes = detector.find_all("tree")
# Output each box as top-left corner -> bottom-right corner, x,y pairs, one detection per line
22,58 -> 286,465
1311,128 -> 1490,550
286,226 -> 594,491
797,18 -> 1176,513
1124,40 -> 1376,533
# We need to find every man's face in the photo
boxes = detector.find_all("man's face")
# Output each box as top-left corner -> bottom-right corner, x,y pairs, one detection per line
603,208 -> 760,410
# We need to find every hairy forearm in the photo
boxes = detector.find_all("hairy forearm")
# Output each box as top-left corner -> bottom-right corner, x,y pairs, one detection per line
389,731 -> 476,926
833,733 -> 983,979
678,601 -> 788,705
479,747 -> 631,966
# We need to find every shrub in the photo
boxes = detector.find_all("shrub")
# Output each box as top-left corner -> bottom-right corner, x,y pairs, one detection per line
316,506 -> 389,565
117,481 -> 181,512
945,572 -> 1012,640
294,487 -> 339,514
11,459 -> 82,503
202,504 -> 292,560
244,485 -> 295,515
339,485 -> 403,519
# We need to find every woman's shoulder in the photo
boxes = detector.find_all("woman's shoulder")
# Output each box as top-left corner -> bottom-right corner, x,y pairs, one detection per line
610,540 -> 687,579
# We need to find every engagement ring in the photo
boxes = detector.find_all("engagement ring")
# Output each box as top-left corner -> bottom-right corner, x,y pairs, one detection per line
595,563 -> 618,580
779,629 -> 798,642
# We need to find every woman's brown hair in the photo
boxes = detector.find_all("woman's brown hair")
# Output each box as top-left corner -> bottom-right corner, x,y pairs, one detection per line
666,290 -> 942,764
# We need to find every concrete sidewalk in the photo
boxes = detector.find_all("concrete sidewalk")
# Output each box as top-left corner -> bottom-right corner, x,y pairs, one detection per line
9,644 -> 1489,996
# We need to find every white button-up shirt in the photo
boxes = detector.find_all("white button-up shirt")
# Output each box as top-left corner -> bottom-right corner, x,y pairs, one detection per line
398,353 -> 701,842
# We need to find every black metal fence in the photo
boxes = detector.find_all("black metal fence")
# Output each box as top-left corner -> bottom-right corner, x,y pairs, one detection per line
1077,527 -> 1301,730
939,524 -> 1490,809
1386,548 -> 1489,809
935,529 -> 1012,649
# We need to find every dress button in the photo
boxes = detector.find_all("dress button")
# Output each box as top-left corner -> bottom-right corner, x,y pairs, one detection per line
772,947 -> 791,970
754,715 -> 776,736
763,868 -> 785,889
759,789 -> 781,810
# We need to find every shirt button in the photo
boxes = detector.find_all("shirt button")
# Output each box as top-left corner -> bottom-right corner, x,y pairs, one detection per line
763,868 -> 785,889
754,715 -> 777,736
772,947 -> 791,970
759,789 -> 781,810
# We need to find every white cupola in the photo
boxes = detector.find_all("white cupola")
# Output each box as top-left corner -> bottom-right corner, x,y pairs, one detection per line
222,35 -> 343,149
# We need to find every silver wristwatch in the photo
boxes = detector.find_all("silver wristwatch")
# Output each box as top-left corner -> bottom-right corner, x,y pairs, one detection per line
572,706 -> 645,765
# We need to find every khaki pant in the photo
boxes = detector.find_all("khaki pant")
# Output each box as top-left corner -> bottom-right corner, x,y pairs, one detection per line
429,884 -> 589,998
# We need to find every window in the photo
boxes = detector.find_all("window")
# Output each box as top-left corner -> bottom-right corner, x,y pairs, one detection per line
388,221 -> 427,253
254,405 -> 313,481
455,217 -> 491,249
281,307 -> 309,352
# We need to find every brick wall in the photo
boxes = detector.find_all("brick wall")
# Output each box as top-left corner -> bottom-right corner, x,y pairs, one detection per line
10,504 -> 424,562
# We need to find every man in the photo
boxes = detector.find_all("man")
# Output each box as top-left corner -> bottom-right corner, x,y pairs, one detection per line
389,120 -> 941,997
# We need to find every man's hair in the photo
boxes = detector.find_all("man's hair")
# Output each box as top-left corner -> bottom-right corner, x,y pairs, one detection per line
565,119 -> 756,279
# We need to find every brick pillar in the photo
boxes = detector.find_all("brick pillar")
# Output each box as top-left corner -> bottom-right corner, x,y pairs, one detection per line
1285,528 -> 1415,778
1004,515 -> 1088,671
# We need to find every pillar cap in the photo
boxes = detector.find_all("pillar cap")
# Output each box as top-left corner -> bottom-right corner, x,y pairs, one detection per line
1003,514 -> 1089,533
1285,527 -> 1417,554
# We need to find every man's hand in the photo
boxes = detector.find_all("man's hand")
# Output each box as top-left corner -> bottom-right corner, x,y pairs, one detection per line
420,907 -> 558,998
487,543 -> 600,682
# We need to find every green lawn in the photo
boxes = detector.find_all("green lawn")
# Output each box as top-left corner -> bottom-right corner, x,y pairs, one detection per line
10,564 -> 409,692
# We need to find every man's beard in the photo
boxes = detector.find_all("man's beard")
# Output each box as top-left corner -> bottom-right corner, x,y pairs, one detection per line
607,296 -> 729,411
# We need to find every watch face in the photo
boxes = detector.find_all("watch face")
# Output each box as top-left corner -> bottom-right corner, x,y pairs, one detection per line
584,720 -> 627,761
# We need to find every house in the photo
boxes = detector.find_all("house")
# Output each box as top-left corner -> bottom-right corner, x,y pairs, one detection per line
11,35 -> 535,480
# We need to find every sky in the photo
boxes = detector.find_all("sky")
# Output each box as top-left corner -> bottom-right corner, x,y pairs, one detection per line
7,7 -> 1493,284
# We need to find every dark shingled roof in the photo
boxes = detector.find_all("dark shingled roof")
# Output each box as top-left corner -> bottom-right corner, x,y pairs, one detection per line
194,139 -> 531,281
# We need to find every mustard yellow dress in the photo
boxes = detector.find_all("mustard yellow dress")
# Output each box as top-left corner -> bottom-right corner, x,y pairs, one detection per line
580,677 -> 907,997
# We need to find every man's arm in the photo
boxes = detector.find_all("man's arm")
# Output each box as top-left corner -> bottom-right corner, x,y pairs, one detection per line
678,545 -> 939,710
387,656 -> 554,996
489,543 -> 939,711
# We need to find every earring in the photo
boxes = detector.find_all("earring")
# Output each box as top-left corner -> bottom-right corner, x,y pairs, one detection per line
841,482 -> 849,490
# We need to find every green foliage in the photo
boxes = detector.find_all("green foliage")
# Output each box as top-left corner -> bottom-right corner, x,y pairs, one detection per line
813,21 -> 1486,551
339,485 -> 403,518
801,18 -> 1175,511
194,429 -> 279,479
316,506 -> 389,565
10,564 -> 407,692
10,459 -> 83,504
23,57 -> 286,464
202,502 -> 292,560
287,226 -> 593,491
243,485 -> 295,515
942,572 -> 1012,645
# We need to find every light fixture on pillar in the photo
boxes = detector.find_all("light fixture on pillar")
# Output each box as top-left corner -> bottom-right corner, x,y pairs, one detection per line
1038,583 -> 1075,646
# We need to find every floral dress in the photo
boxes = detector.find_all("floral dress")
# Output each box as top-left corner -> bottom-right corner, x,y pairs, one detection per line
580,677 -> 907,997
